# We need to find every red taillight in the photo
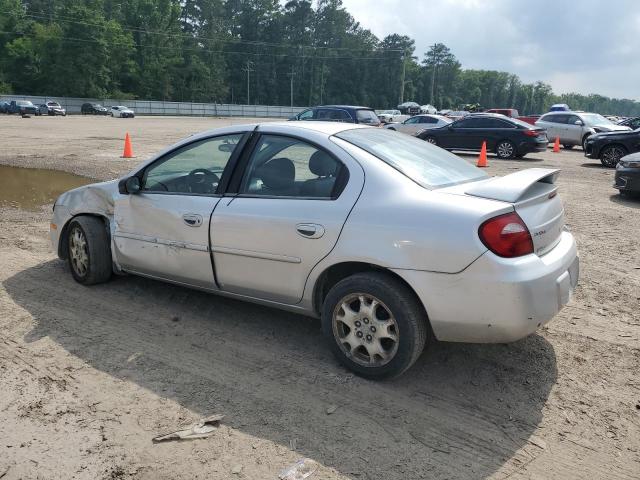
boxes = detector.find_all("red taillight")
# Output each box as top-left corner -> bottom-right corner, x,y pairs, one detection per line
523,129 -> 540,137
478,212 -> 534,258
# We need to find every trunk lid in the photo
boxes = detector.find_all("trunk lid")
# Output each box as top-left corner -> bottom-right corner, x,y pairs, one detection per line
445,169 -> 565,256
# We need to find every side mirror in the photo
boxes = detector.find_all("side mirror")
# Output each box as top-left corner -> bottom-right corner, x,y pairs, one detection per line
118,176 -> 141,194
218,143 -> 235,152
575,120 -> 584,126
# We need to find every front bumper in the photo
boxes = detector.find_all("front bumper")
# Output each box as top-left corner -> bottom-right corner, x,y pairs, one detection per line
50,204 -> 71,258
393,231 -> 579,343
614,166 -> 640,192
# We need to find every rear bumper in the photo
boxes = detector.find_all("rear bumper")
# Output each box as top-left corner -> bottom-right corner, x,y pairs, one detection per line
393,231 -> 579,343
518,140 -> 547,154
614,167 -> 640,192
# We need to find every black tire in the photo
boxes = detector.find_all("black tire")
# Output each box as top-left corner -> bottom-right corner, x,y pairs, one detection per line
563,144 -> 574,150
66,216 -> 112,285
600,144 -> 627,168
496,140 -> 516,159
321,272 -> 428,379
423,136 -> 437,146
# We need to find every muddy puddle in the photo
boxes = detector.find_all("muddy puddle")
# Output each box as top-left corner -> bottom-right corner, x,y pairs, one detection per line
0,165 -> 94,210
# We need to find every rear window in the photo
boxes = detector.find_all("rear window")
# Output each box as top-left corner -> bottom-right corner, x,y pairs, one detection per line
335,128 -> 487,189
356,109 -> 381,126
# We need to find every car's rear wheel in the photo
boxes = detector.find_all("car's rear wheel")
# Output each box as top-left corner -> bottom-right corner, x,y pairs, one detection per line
424,136 -> 437,145
67,216 -> 112,285
496,140 -> 516,159
321,272 -> 427,379
600,145 -> 627,168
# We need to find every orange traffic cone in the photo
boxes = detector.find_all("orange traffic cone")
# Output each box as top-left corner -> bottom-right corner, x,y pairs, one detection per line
122,133 -> 134,158
477,141 -> 488,167
552,136 -> 560,153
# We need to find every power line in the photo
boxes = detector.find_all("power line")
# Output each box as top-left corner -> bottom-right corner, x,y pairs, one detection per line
0,29 -> 399,61
0,9 -> 404,54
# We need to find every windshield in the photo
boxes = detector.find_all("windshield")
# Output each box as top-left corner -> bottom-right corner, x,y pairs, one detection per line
356,109 -> 381,126
335,128 -> 487,189
581,113 -> 614,126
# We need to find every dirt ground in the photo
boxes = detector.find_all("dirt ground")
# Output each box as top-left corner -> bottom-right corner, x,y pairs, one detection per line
0,115 -> 638,480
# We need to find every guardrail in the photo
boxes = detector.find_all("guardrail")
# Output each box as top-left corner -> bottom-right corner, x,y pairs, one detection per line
0,94 -> 307,118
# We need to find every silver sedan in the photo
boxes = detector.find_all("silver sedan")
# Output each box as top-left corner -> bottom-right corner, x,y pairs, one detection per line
51,122 -> 579,378
384,114 -> 452,135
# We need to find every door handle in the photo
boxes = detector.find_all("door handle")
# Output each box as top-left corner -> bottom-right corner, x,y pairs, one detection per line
296,223 -> 325,239
182,213 -> 203,227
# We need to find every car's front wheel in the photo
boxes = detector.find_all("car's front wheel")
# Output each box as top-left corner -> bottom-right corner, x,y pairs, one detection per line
321,272 -> 428,379
600,145 -> 627,168
423,136 -> 437,145
496,140 -> 516,159
67,216 -> 112,285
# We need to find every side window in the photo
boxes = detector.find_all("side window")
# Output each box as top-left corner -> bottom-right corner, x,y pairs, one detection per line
298,109 -> 313,120
482,118 -> 514,128
239,135 -> 346,199
567,115 -> 582,125
455,118 -> 480,128
405,117 -> 420,124
420,116 -> 437,124
316,109 -> 333,120
143,134 -> 243,194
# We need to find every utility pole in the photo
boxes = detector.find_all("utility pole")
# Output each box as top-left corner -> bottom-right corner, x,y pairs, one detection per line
242,60 -> 254,105
287,66 -> 297,107
399,50 -> 407,105
320,61 -> 325,104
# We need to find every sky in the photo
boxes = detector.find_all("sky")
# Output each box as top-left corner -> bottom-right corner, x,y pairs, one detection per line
340,0 -> 640,100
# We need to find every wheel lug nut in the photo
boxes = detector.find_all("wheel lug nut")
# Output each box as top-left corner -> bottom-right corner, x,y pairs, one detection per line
356,331 -> 363,338
370,326 -> 376,332
354,320 -> 361,327
363,318 -> 369,324
366,334 -> 372,341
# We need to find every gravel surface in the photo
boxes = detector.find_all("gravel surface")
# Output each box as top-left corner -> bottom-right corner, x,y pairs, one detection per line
0,115 -> 638,479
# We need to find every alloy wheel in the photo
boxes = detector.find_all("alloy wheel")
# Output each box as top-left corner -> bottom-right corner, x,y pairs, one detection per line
425,136 -> 437,145
601,146 -> 625,168
332,293 -> 400,367
497,141 -> 514,158
69,226 -> 89,277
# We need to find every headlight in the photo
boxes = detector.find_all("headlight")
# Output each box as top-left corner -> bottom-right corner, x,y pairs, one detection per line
620,160 -> 640,168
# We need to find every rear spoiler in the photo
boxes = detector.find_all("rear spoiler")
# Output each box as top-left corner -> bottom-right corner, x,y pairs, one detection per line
465,168 -> 560,203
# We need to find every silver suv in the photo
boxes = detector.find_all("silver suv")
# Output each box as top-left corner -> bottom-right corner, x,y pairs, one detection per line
535,112 -> 631,150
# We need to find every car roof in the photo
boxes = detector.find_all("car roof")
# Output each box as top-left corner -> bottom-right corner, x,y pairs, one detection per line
317,105 -> 373,110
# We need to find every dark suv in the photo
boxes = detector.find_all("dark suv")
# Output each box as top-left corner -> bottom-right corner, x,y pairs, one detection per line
81,102 -> 109,115
290,105 -> 381,126
417,113 -> 548,159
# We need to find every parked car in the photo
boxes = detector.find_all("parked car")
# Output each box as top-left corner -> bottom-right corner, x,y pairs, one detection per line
549,103 -> 571,112
7,100 -> 38,115
290,105 -> 380,126
420,104 -> 437,114
618,116 -> 640,130
442,110 -> 471,121
377,109 -> 407,124
384,114 -> 452,135
44,101 -> 66,116
485,108 -> 519,118
81,103 -> 109,115
110,105 -> 135,118
0,101 -> 9,113
417,113 -> 548,159
50,122 -> 578,378
535,112 -> 632,150
614,152 -> 640,197
584,128 -> 640,167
